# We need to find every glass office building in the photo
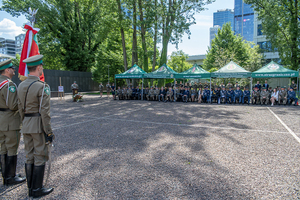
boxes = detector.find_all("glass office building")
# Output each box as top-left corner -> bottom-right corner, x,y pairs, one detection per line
234,0 -> 254,42
213,9 -> 234,29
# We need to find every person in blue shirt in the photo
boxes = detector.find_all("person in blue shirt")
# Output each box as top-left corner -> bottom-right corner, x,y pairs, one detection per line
226,88 -> 234,104
255,81 -> 262,91
263,80 -> 269,90
158,87 -> 166,102
202,87 -> 209,103
220,86 -> 227,104
287,88 -> 298,106
233,86 -> 243,104
182,87 -> 189,103
242,87 -> 251,105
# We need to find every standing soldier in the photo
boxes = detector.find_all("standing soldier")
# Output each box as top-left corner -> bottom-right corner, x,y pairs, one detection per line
290,80 -> 297,90
106,82 -> 111,98
0,59 -> 26,186
99,82 -> 104,98
17,55 -> 54,198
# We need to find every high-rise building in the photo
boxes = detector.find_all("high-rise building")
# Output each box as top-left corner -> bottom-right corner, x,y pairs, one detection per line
210,9 -> 234,46
15,34 -> 25,56
213,9 -> 234,28
0,38 -> 16,62
234,0 -> 254,42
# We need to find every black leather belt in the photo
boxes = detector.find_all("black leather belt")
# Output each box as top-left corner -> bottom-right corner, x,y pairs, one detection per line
0,108 -> 10,111
24,113 -> 41,117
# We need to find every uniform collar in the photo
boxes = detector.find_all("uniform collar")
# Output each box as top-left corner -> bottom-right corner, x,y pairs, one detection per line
0,74 -> 11,80
28,75 -> 41,81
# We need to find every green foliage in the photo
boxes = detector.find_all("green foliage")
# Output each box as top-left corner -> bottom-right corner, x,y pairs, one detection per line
11,54 -> 20,67
204,23 -> 262,72
245,0 -> 300,70
168,50 -> 192,73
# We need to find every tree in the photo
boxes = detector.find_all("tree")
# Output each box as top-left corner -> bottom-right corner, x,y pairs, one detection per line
2,0 -> 117,72
245,0 -> 300,70
158,0 -> 215,66
168,50 -> 192,73
203,23 -> 262,72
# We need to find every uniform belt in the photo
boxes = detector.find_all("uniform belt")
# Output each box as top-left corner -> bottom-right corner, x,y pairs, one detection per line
24,113 -> 41,117
0,108 -> 10,111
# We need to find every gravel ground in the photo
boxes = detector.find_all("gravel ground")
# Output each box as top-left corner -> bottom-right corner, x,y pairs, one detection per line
1,95 -> 299,199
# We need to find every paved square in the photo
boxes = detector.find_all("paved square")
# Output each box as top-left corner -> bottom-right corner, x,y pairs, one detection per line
1,95 -> 300,199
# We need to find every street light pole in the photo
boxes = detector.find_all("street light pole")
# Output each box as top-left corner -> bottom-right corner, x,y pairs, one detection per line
297,68 -> 299,96
108,65 -> 110,83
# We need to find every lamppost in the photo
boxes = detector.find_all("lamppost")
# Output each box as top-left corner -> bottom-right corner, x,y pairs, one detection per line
108,64 -> 110,83
297,68 -> 299,96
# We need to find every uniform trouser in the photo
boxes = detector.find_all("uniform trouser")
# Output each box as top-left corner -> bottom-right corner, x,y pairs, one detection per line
220,97 -> 226,103
260,97 -> 269,105
233,96 -> 242,103
0,130 -> 20,156
158,95 -> 164,102
288,97 -> 298,105
242,96 -> 250,104
226,96 -> 233,103
148,95 -> 155,101
23,133 -> 49,166
166,95 -> 172,102
278,96 -> 287,104
252,96 -> 260,104
182,95 -> 188,102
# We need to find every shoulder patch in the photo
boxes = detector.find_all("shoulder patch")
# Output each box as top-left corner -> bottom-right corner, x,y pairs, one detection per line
44,86 -> 50,95
9,85 -> 16,93
0,80 -> 9,90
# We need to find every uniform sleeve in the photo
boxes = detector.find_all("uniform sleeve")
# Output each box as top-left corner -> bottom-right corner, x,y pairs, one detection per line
39,83 -> 52,134
4,82 -> 18,111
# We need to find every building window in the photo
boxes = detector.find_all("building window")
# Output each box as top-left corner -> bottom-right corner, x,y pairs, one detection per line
257,24 -> 263,36
257,41 -> 277,52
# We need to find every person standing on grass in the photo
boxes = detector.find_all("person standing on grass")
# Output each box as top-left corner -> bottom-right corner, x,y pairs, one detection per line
111,83 -> 115,100
99,82 -> 104,98
106,82 -> 111,98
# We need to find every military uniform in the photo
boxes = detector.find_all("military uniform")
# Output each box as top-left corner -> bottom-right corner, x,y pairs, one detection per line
121,88 -> 127,100
147,88 -> 155,101
260,88 -> 269,105
220,88 -> 227,104
0,59 -> 25,186
252,89 -> 260,105
226,83 -> 233,89
242,89 -> 251,104
233,88 -> 243,104
99,84 -> 104,97
17,55 -> 54,198
278,88 -> 287,105
126,87 -> 132,100
226,89 -> 234,104
106,83 -> 111,97
166,89 -> 173,102
154,88 -> 160,101
116,88 -> 122,100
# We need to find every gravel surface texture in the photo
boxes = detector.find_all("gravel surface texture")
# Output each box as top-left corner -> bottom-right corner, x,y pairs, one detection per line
1,95 -> 299,199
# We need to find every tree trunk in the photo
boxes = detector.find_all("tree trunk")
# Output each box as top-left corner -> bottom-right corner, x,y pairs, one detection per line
138,0 -> 148,73
132,0 -> 138,66
151,0 -> 158,86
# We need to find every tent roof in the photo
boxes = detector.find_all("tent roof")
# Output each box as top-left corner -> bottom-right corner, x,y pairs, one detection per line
175,64 -> 211,79
144,64 -> 178,79
211,61 -> 251,78
252,61 -> 298,78
115,64 -> 147,79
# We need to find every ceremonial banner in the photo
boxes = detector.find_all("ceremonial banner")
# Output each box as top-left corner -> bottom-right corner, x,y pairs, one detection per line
19,22 -> 45,81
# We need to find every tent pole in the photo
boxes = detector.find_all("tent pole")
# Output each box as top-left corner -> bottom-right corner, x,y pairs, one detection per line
115,78 -> 116,100
210,77 -> 212,103
174,78 -> 176,102
297,68 -> 299,96
142,78 -> 144,100
250,77 -> 253,91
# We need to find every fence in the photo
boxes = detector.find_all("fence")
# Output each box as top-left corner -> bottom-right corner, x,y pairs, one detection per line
12,68 -> 99,93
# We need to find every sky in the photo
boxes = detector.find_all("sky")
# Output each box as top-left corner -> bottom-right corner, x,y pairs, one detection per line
0,0 -> 234,56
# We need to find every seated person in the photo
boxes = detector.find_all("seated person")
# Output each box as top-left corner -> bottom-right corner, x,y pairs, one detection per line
197,88 -> 203,103
158,87 -> 166,102
191,87 -> 197,102
154,87 -> 160,101
252,87 -> 260,105
116,86 -> 122,100
126,87 -> 132,100
287,88 -> 298,106
211,87 -> 219,103
131,86 -> 136,100
270,88 -> 278,106
242,87 -> 250,104
182,87 -> 189,103
147,86 -> 155,101
165,87 -> 173,102
220,87 -> 227,104
202,87 -> 210,103
278,87 -> 287,105
135,86 -> 141,100
260,87 -> 269,105
121,87 -> 127,100
233,86 -> 243,104
226,88 -> 234,104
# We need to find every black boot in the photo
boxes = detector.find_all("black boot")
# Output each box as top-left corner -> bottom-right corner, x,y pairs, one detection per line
32,165 -> 54,198
25,164 -> 33,197
1,154 -> 7,185
5,155 -> 26,186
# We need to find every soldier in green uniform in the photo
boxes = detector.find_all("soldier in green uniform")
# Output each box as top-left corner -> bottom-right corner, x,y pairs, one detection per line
278,86 -> 287,105
226,81 -> 233,89
17,55 -> 54,198
0,59 -> 26,186
154,87 -> 160,101
147,86 -> 155,101
126,86 -> 132,100
260,87 -> 269,105
99,82 -> 104,98
252,87 -> 260,105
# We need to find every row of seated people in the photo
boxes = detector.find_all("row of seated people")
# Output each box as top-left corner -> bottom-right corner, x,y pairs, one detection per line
115,85 -> 298,106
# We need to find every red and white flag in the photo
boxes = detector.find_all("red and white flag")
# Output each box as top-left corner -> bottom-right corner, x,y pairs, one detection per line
19,22 -> 44,81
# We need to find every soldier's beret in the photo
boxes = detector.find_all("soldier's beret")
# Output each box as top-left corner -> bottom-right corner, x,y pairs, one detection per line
23,55 -> 44,67
0,59 -> 13,70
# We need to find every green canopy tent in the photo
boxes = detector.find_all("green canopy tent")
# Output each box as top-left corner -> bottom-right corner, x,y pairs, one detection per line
211,61 -> 252,102
144,64 -> 178,101
175,64 -> 211,79
252,61 -> 299,95
114,64 -> 147,99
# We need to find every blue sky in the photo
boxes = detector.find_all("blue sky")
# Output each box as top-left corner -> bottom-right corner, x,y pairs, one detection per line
0,0 -> 234,56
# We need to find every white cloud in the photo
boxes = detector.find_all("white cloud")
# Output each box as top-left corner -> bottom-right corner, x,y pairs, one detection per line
0,18 -> 25,39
